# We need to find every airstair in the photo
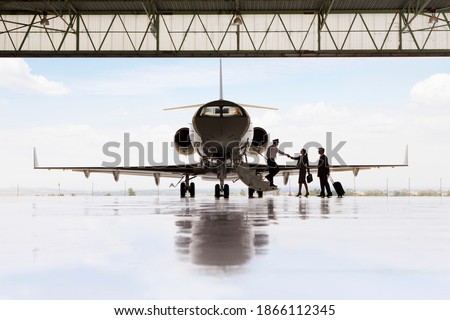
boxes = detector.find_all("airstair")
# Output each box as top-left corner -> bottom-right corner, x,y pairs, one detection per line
235,164 -> 278,192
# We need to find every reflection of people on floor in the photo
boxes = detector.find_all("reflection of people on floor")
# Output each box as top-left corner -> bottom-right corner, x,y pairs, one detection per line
267,198 -> 276,220
320,199 -> 330,216
298,200 -> 309,220
265,139 -> 290,187
289,148 -> 310,197
317,147 -> 332,198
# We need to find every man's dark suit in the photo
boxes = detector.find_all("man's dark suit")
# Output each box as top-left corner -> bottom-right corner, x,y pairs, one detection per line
317,154 -> 332,197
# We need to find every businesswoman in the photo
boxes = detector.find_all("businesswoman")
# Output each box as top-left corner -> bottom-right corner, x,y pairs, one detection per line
290,148 -> 310,197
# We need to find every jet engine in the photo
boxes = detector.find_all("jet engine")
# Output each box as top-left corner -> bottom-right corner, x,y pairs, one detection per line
174,127 -> 194,155
248,127 -> 269,155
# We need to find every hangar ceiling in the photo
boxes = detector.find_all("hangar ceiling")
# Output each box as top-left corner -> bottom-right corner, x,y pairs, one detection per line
1,0 -> 450,57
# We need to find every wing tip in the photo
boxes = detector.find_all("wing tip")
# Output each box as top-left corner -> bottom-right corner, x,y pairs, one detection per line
33,147 -> 39,169
404,145 -> 409,166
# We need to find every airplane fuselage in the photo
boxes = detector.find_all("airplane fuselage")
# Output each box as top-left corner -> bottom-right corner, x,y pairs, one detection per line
191,100 -> 253,161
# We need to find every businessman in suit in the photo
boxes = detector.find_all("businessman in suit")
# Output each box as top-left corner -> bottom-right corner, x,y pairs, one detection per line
317,147 -> 332,198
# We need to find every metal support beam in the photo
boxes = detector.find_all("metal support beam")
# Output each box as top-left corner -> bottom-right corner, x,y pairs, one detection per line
1,10 -> 450,57
319,0 -> 335,31
401,0 -> 433,32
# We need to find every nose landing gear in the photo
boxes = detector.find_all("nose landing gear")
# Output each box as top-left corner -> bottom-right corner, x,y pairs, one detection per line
214,183 -> 229,199
180,176 -> 195,198
248,188 -> 263,198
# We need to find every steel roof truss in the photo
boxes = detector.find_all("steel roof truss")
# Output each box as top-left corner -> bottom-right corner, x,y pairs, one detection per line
178,15 -> 196,51
160,15 -> 177,51
197,15 -> 217,51
57,14 -> 76,50
257,14 -> 276,51
379,13 -> 398,50
319,0 -> 335,32
79,14 -> 96,50
401,12 -> 421,50
402,0 -> 433,33
277,14 -> 296,51
1,8 -> 450,57
299,14 -> 316,51
217,15 -> 234,51
241,17 -> 257,51
359,13 -> 378,50
339,14 -> 357,50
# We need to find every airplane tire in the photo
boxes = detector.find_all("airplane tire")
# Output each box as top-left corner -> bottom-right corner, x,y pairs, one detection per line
224,184 -> 230,199
214,184 -> 221,198
257,190 -> 263,198
189,182 -> 195,198
248,188 -> 255,198
180,182 -> 186,198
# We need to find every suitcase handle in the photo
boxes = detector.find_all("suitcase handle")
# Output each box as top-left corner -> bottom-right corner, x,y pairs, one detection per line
328,175 -> 335,184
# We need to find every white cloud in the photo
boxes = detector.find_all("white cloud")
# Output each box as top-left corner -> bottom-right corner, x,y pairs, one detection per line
293,102 -> 350,127
0,58 -> 69,95
410,73 -> 450,108
251,110 -> 282,129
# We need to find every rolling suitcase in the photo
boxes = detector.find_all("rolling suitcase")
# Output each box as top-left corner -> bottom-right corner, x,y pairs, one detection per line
330,176 -> 345,198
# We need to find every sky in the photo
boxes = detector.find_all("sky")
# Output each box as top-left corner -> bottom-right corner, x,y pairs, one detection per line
0,57 -> 449,193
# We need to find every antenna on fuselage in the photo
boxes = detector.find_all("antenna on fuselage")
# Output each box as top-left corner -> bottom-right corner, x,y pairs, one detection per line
220,59 -> 223,100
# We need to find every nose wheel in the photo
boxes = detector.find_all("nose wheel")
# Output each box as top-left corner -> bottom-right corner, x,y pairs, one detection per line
248,188 -> 264,198
180,178 -> 195,198
189,182 -> 195,197
214,183 -> 230,199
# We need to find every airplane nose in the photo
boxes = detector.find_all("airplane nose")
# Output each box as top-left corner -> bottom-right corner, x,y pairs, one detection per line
196,120 -> 249,157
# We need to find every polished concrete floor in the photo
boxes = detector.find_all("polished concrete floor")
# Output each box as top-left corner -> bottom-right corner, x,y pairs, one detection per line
0,195 -> 449,299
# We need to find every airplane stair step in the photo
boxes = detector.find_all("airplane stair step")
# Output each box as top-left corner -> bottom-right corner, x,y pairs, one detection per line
236,165 -> 277,192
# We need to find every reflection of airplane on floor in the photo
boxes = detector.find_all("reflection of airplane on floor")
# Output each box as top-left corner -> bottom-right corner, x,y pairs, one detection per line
34,62 -> 408,199
176,200 -> 271,269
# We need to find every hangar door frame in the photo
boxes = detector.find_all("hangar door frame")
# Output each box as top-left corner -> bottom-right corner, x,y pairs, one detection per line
1,2 -> 450,57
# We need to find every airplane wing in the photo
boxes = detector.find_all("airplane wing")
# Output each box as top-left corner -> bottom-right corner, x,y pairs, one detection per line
246,145 -> 409,184
34,146 -> 408,187
163,103 -> 278,111
243,162 -> 408,187
246,163 -> 408,176
33,148 -> 208,185
277,163 -> 408,175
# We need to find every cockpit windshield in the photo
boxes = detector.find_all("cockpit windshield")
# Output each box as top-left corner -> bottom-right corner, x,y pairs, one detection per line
199,105 -> 243,117
199,106 -> 221,117
222,106 -> 243,117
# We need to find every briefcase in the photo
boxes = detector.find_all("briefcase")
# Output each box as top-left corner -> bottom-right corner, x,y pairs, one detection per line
306,174 -> 313,183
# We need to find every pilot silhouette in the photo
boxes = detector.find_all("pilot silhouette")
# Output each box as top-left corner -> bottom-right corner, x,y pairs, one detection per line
265,139 -> 290,187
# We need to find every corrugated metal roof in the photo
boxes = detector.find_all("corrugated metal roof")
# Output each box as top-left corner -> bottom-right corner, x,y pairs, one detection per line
1,0 -> 450,14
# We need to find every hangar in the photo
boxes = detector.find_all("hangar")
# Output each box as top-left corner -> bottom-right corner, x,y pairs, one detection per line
1,0 -> 450,57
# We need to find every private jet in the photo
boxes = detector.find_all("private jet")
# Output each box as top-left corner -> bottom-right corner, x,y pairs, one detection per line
34,62 -> 408,198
